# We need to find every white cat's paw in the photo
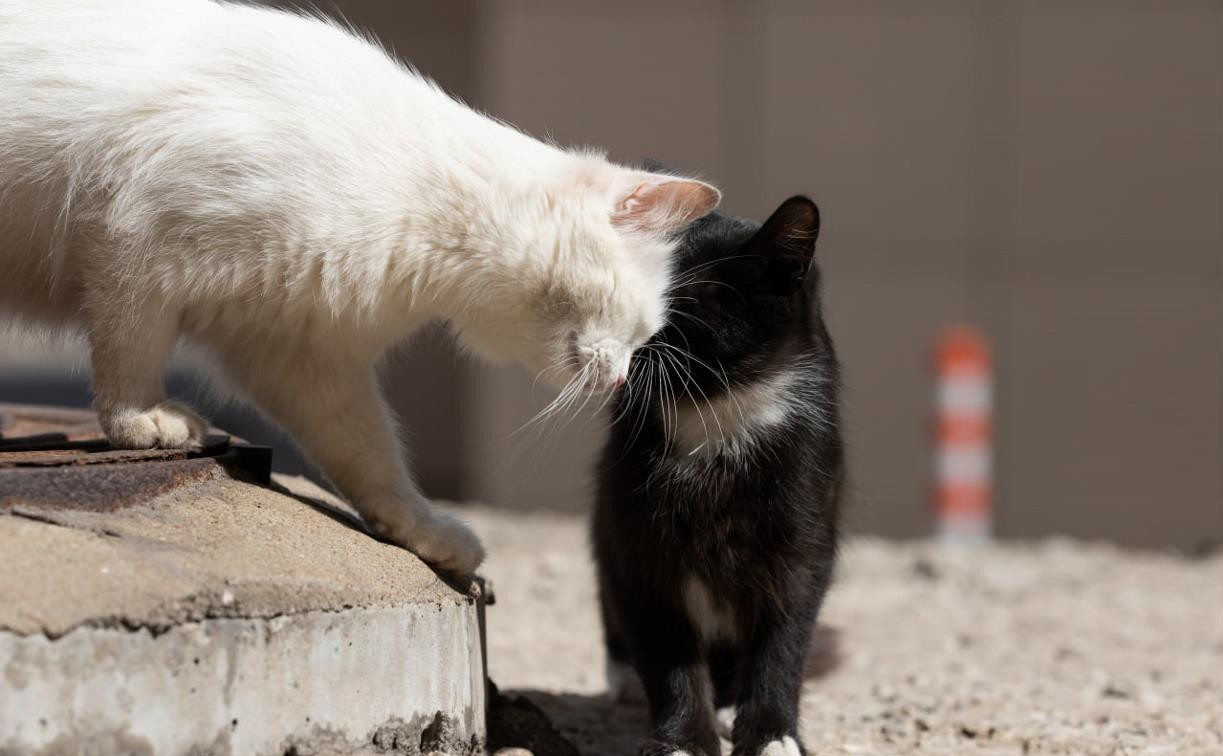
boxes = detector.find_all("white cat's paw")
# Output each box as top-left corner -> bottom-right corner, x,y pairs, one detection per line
758,736 -> 801,756
379,510 -> 486,575
103,401 -> 208,450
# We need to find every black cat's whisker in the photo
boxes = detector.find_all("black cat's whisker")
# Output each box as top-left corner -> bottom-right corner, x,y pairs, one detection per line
662,350 -> 683,450
655,340 -> 735,399
668,254 -> 763,285
660,352 -> 679,450
710,356 -> 751,428
642,346 -> 670,448
625,352 -> 659,452
667,308 -> 719,335
679,277 -> 748,304
659,346 -> 726,449
653,346 -> 701,439
659,336 -> 749,434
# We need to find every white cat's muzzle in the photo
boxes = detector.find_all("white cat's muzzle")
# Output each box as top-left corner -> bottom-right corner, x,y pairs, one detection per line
576,339 -> 631,394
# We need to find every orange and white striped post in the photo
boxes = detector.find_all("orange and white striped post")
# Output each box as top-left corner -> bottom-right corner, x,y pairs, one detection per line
935,326 -> 992,543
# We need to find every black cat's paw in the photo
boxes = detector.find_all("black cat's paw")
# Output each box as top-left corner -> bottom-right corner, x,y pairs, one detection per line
732,734 -> 804,756
758,736 -> 802,756
639,738 -> 715,756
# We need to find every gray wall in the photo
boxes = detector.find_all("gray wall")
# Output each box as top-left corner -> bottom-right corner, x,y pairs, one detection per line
454,0 -> 1223,549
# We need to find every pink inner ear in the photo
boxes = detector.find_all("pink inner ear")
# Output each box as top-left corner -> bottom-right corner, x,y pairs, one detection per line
617,182 -> 653,215
612,178 -> 721,233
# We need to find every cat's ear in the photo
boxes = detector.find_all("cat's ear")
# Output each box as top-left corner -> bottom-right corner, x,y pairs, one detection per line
752,195 -> 821,289
610,173 -> 721,235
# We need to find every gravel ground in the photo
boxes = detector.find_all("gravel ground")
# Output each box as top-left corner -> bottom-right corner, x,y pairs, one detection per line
452,504 -> 1223,755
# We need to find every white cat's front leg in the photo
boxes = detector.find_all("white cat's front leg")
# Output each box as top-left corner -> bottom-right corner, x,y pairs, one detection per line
363,494 -> 486,576
230,355 -> 484,574
87,301 -> 207,450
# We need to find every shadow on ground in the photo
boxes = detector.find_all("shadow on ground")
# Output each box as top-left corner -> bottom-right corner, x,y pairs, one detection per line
503,625 -> 843,756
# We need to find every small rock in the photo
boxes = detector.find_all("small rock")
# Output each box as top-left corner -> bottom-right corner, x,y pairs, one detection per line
1101,684 -> 1131,699
911,558 -> 940,580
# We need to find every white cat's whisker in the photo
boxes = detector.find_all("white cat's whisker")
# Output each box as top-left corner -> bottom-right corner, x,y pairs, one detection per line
511,358 -> 588,439
528,354 -> 582,400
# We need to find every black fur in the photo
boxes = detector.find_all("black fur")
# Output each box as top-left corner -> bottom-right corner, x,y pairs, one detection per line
592,195 -> 843,756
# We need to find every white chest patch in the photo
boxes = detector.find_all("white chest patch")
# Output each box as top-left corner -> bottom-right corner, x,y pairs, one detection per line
673,368 -> 799,458
682,574 -> 736,643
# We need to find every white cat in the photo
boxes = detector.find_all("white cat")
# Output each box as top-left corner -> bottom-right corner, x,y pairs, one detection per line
0,0 -> 719,573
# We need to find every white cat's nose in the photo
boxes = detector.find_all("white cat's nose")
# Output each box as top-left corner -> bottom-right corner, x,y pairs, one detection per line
577,339 -> 629,393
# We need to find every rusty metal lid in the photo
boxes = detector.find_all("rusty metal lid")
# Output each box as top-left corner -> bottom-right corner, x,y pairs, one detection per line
0,403 -> 273,510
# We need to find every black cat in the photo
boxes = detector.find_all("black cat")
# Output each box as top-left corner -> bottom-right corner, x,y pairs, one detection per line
593,194 -> 843,756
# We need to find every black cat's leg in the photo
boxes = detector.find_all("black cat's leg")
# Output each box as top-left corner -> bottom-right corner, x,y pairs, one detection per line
628,607 -> 721,756
709,644 -> 741,741
599,573 -> 642,703
709,644 -> 741,709
729,615 -> 813,756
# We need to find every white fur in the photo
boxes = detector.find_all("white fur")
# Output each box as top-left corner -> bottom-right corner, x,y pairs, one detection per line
682,574 -> 737,643
758,736 -> 801,756
673,368 -> 800,457
714,706 -> 736,739
0,0 -> 719,573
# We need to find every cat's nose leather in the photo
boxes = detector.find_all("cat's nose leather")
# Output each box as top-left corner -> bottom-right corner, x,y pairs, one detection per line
613,375 -> 626,389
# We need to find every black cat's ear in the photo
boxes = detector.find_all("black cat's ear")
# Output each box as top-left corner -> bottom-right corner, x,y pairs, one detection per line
751,196 -> 821,289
